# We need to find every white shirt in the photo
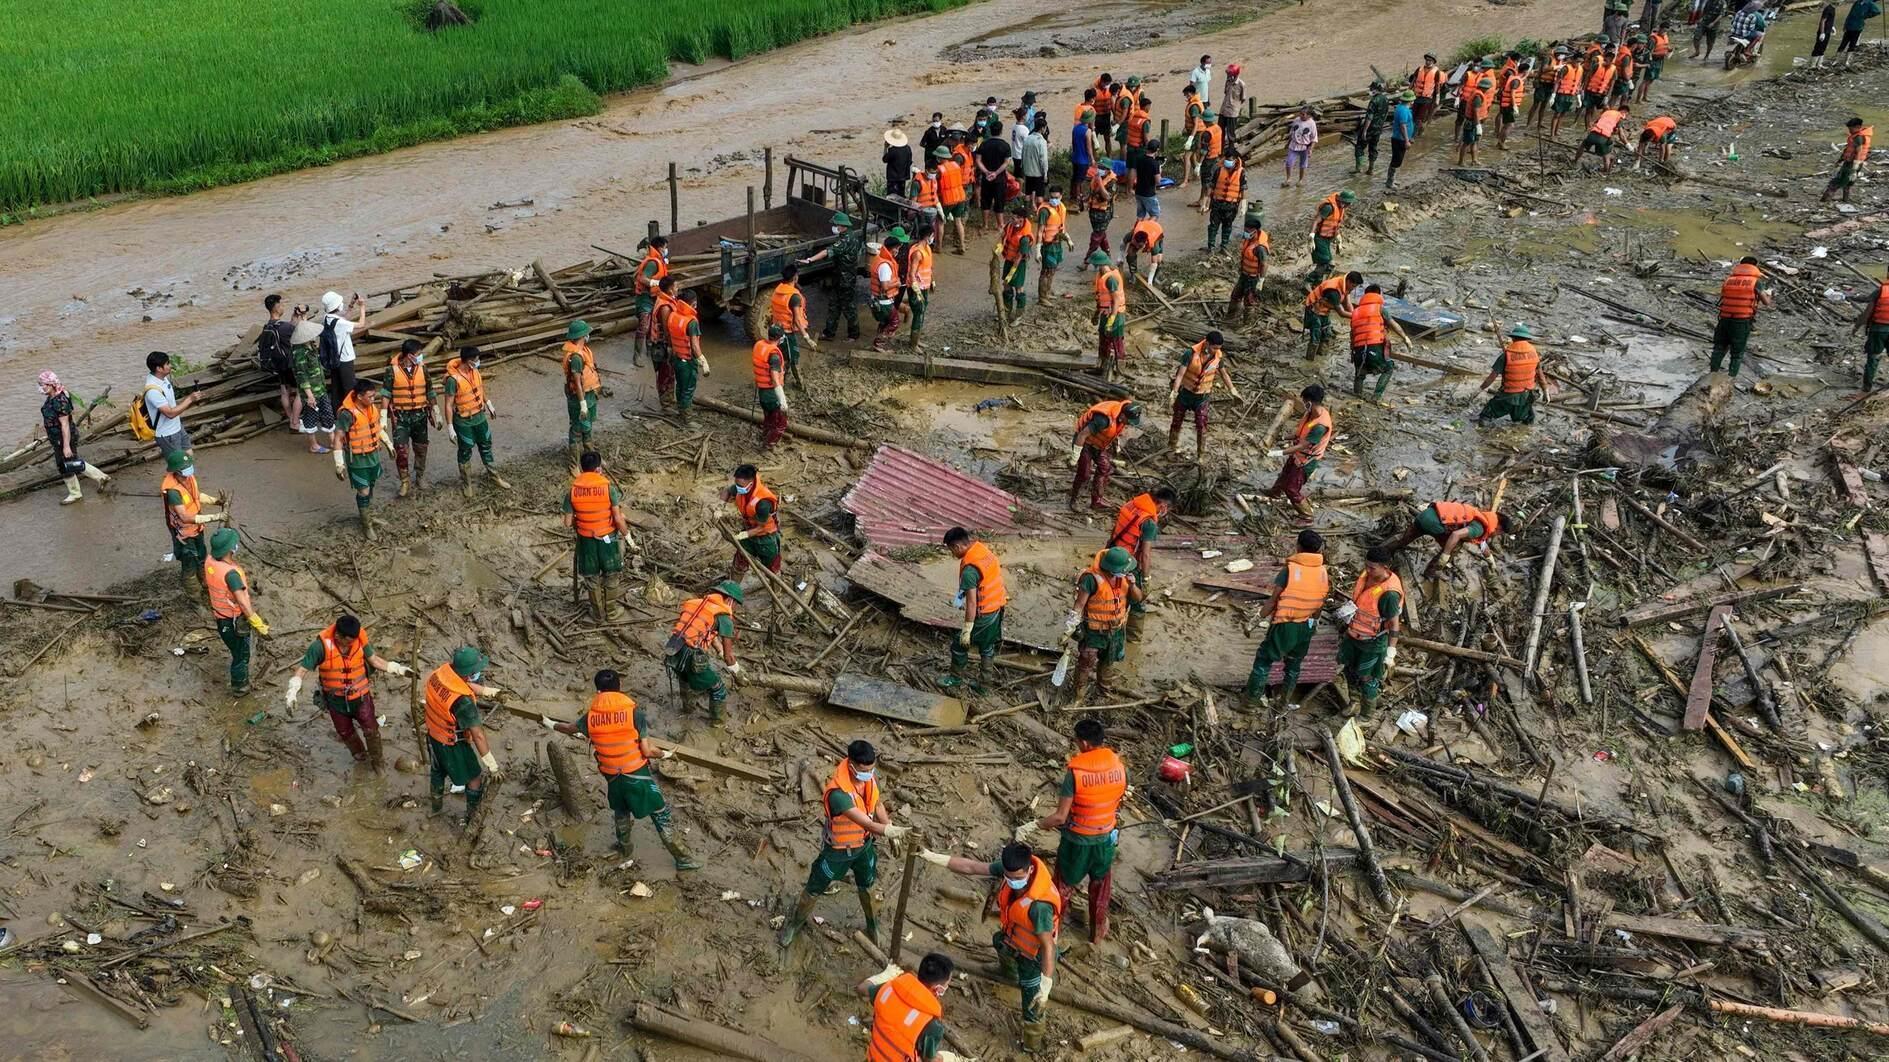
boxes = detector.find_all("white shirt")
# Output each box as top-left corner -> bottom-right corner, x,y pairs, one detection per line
1190,65 -> 1213,101
873,261 -> 896,294
143,374 -> 183,438
324,313 -> 358,364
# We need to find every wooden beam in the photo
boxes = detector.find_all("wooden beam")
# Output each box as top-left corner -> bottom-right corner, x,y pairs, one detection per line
827,672 -> 967,727
1618,584 -> 1796,627
1597,1004 -> 1685,1062
1462,920 -> 1571,1062
1683,605 -> 1732,731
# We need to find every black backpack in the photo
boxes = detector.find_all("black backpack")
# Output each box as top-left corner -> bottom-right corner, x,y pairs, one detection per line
318,316 -> 342,372
256,321 -> 289,374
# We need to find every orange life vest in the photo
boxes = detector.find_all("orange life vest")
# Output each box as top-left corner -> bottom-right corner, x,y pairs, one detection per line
389,358 -> 429,411
735,479 -> 780,536
666,301 -> 700,359
1499,73 -> 1525,108
1240,229 -> 1270,277
585,690 -> 648,776
1843,126 -> 1874,163
1081,550 -> 1131,630
423,663 -> 472,746
1274,552 -> 1330,621
867,972 -> 945,1062
316,623 -> 371,700
770,280 -> 808,332
821,757 -> 881,850
1615,53 -> 1635,82
1183,99 -> 1205,135
1537,58 -> 1561,85
1432,500 -> 1502,543
204,557 -> 246,620
1086,168 -> 1116,212
339,392 -> 379,457
1718,262 -> 1763,320
1066,746 -> 1127,835
1093,266 -> 1126,316
1413,66 -> 1442,97
751,340 -> 783,391
671,593 -> 734,651
1113,91 -> 1134,123
1304,274 -> 1352,312
1075,100 -> 1097,125
1294,406 -> 1334,463
1643,116 -> 1677,141
1076,399 -> 1131,449
950,144 -> 974,181
1650,31 -> 1672,59
1586,61 -> 1616,95
868,245 -> 902,301
1127,108 -> 1152,148
1315,193 -> 1346,238
908,242 -> 934,291
1179,340 -> 1223,394
938,159 -> 968,205
162,471 -> 203,540
1347,570 -> 1404,640
1129,218 -> 1163,254
1037,201 -> 1067,244
1001,217 -> 1034,264
446,358 -> 485,419
1350,291 -> 1387,347
1590,109 -> 1626,138
1873,282 -> 1889,326
960,541 -> 1008,615
568,470 -> 616,539
998,856 -> 1063,960
1211,159 -> 1245,203
1109,493 -> 1160,554
1196,123 -> 1224,158
1555,62 -> 1583,94
635,251 -> 668,295
1501,340 -> 1540,393
563,340 -> 599,396
911,169 -> 941,209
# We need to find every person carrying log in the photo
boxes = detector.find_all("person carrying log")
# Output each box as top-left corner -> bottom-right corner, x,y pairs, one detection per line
665,580 -> 743,725
1476,324 -> 1553,425
632,236 -> 669,368
1090,251 -> 1128,379
1304,270 -> 1362,361
919,842 -> 1062,1051
565,450 -> 632,621
777,739 -> 913,947
1063,546 -> 1143,701
1308,190 -> 1354,280
332,378 -> 389,541
943,527 -> 1006,689
1107,487 -> 1173,638
286,613 -> 413,771
1349,283 -> 1411,401
665,289 -> 710,426
1711,256 -> 1774,377
203,527 -> 267,693
721,463 -> 782,576
1015,717 -> 1126,943
1244,528 -> 1330,710
562,320 -> 601,468
1381,500 -> 1514,578
1067,399 -> 1140,511
1167,332 -> 1241,462
1335,545 -> 1402,715
545,669 -> 700,868
382,339 -> 440,497
158,450 -> 226,595
1261,384 -> 1333,524
421,645 -> 503,823
857,953 -> 967,1062
443,345 -> 511,498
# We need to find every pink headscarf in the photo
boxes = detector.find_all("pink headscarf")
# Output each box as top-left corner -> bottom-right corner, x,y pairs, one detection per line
38,370 -> 64,394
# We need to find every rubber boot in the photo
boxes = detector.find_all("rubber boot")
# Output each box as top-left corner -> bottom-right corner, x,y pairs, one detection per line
485,466 -> 513,491
360,507 -> 377,543
858,888 -> 880,943
340,731 -> 368,762
363,731 -> 385,774
1195,431 -> 1207,464
600,572 -> 622,622
907,326 -> 923,353
1068,659 -> 1095,704
1038,270 -> 1053,305
1088,871 -> 1113,942
459,462 -> 474,499
462,785 -> 483,827
1353,368 -> 1368,397
60,476 -> 83,505
976,657 -> 993,689
658,826 -> 702,870
630,332 -> 645,369
586,579 -> 606,622
80,463 -> 111,492
398,471 -> 411,499
790,362 -> 807,391
429,787 -> 445,815
614,812 -> 635,856
777,892 -> 819,947
566,442 -> 582,475
412,447 -> 427,495
1022,1019 -> 1047,1053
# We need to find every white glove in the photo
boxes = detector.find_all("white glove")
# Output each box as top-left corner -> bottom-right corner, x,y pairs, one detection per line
732,528 -> 754,541
866,963 -> 904,987
477,751 -> 500,777
1256,617 -> 1273,637
883,823 -> 912,840
1061,610 -> 1081,636
1384,645 -> 1398,667
937,1052 -> 974,1062
1032,975 -> 1054,1010
541,715 -> 560,730
382,661 -> 412,677
192,513 -> 222,525
199,493 -> 220,505
447,423 -> 458,441
957,621 -> 974,648
285,675 -> 303,709
1334,602 -> 1358,623
727,661 -> 742,676
1067,446 -> 1082,467
333,449 -> 346,478
1266,448 -> 1285,459
481,684 -> 504,697
1013,820 -> 1043,841
918,848 -> 951,867
657,747 -> 675,759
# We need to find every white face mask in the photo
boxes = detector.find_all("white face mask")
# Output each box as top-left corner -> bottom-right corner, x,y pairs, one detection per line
853,768 -> 875,783
1049,196 -> 1061,205
735,483 -> 752,495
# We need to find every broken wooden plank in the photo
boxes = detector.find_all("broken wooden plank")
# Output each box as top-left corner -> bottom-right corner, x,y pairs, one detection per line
1191,566 -> 1278,596
1605,911 -> 1771,950
1618,584 -> 1796,628
1147,850 -> 1359,890
1830,449 -> 1870,509
1462,920 -> 1571,1062
845,550 -> 1064,651
649,739 -> 775,783
828,672 -> 967,727
943,348 -> 1098,371
849,350 -> 1059,387
1597,1003 -> 1685,1062
1684,605 -> 1732,730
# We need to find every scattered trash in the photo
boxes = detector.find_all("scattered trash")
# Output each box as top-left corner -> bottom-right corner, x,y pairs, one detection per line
397,849 -> 424,870
1224,558 -> 1254,573
629,882 -> 654,898
1395,709 -> 1429,735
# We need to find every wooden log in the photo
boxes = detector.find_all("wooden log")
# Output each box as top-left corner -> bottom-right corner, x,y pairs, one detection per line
58,971 -> 150,1030
690,396 -> 872,449
1425,973 -> 1493,1062
1612,489 -> 1708,553
1320,728 -> 1394,908
626,1002 -> 816,1062
1720,614 -> 1780,730
1683,604 -> 1732,731
1460,921 -> 1569,1062
545,741 -> 587,818
888,845 -> 920,965
1568,603 -> 1593,705
1399,636 -> 1524,671
531,259 -> 571,311
1618,584 -> 1796,627
1521,515 -> 1566,678
1708,998 -> 1889,1036
828,672 -> 967,727
650,739 -> 773,783
741,671 -> 831,696
1597,1004 -> 1685,1062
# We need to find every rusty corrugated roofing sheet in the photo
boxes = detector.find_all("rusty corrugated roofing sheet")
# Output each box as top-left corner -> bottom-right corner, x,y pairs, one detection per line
841,444 -> 1044,549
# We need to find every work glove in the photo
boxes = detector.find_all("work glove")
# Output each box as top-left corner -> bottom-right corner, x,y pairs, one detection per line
478,684 -> 504,698
882,823 -> 912,841
1255,617 -> 1272,638
247,614 -> 270,635
285,675 -> 303,709
477,751 -> 501,778
656,747 -> 675,760
541,715 -> 560,730
192,513 -> 223,525
1013,820 -> 1044,842
957,621 -> 974,648
918,848 -> 952,868
732,528 -> 755,542
1061,610 -> 1081,637
447,423 -> 458,442
1384,645 -> 1399,667
1266,448 -> 1285,459
865,963 -> 904,988
1334,602 -> 1359,623
936,1051 -> 974,1062
1067,446 -> 1082,467
200,493 -> 221,505
333,449 -> 346,479
1032,975 -> 1054,1011
382,661 -> 412,677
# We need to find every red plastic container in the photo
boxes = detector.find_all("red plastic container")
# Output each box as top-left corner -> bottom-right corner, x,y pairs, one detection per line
1158,755 -> 1192,784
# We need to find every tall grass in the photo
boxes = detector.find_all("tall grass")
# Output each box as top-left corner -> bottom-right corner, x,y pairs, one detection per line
0,0 -> 967,214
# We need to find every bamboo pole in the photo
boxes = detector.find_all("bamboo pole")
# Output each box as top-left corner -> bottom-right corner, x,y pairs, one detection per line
1320,728 -> 1394,908
1521,515 -> 1567,678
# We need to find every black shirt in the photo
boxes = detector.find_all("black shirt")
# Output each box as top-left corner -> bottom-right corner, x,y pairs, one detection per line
975,136 -> 1012,178
1133,153 -> 1163,196
919,124 -> 946,156
883,144 -> 912,192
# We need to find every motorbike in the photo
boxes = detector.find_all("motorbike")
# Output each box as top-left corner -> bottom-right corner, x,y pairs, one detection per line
1723,34 -> 1758,69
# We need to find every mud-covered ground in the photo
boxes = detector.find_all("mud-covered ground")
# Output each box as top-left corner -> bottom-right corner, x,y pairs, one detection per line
4,14 -> 1889,1062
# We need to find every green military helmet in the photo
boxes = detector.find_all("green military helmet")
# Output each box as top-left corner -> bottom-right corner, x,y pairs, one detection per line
931,145 -> 951,159
1507,323 -> 1534,339
715,579 -> 745,604
566,320 -> 591,340
451,646 -> 487,677
210,527 -> 239,557
767,322 -> 786,339
165,450 -> 193,472
1121,401 -> 1142,424
1100,546 -> 1136,575
830,211 -> 854,227
1088,249 -> 1112,267
1338,190 -> 1357,204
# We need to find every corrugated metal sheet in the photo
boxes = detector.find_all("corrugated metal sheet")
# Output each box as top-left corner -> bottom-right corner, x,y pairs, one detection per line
841,444 -> 1045,550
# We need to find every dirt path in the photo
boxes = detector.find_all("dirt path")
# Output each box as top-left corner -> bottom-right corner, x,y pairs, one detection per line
0,0 -> 1590,439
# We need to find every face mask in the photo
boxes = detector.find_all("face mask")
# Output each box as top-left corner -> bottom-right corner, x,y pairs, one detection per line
229,545 -> 239,557
179,465 -> 195,478
1005,876 -> 1030,891
470,671 -> 484,683
832,227 -> 844,235
735,483 -> 752,495
1049,195 -> 1061,205
853,769 -> 875,783
1224,160 -> 1236,169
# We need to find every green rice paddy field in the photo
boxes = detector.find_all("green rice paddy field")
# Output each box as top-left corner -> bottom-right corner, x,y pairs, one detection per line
0,0 -> 967,215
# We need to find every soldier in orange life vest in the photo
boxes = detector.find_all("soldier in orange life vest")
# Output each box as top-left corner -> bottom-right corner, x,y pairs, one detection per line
1017,717 -> 1126,943
1477,324 -> 1552,425
562,319 -> 602,468
752,323 -> 790,449
721,463 -> 783,576
1228,214 -> 1270,321
856,952 -> 966,1062
1064,546 -> 1144,701
546,669 -> 700,868
770,263 -> 816,389
1262,384 -> 1333,524
204,528 -> 268,692
1123,217 -> 1164,286
1090,249 -> 1129,378
919,841 -> 1062,1050
443,345 -> 511,498
1577,102 -> 1631,174
868,230 -> 907,352
1822,116 -> 1873,204
1335,546 -> 1403,714
1410,53 -> 1444,132
1033,192 -> 1072,306
1853,273 -> 1889,393
1711,256 -> 1773,377
331,378 -> 390,540
381,339 -> 442,498
665,289 -> 711,427
1382,500 -> 1515,578
647,276 -> 681,410
778,739 -> 914,947
285,613 -> 413,771
1304,270 -> 1363,361
158,450 -> 226,593
1636,114 -> 1679,164
904,225 -> 937,352
997,203 -> 1035,323
1245,529 -> 1331,709
1068,399 -> 1141,511
1168,331 -> 1242,461
666,580 -> 743,723
1308,190 -> 1354,279
422,646 -> 504,823
944,526 -> 1007,688
1106,486 -> 1174,635
631,235 -> 669,368
1349,283 -> 1411,401
564,450 -> 634,621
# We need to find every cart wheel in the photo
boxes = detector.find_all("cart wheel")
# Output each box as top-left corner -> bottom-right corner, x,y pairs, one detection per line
695,289 -> 724,322
745,288 -> 777,342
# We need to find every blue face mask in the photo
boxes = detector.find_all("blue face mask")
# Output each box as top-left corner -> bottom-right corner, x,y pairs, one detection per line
470,671 -> 484,683
178,465 -> 195,478
1005,875 -> 1030,891
735,483 -> 752,495
853,769 -> 875,783
1223,160 -> 1236,169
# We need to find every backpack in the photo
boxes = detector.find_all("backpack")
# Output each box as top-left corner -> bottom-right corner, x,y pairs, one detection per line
318,316 -> 342,372
129,385 -> 162,442
256,321 -> 288,374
